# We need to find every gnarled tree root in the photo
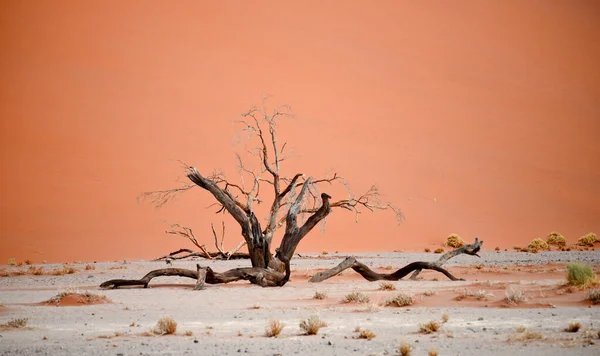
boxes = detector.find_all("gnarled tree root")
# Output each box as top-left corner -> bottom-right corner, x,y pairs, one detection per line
99,264 -> 285,289
309,238 -> 483,283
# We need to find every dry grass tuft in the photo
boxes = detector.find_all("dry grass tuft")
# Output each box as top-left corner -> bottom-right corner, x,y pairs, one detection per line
399,341 -> 413,356
299,315 -> 327,335
419,321 -> 441,334
28,266 -> 45,275
508,327 -> 544,343
360,302 -> 381,313
546,232 -> 566,247
50,265 -> 78,275
445,234 -> 465,248
265,320 -> 284,337
527,238 -> 549,253
355,328 -> 376,340
313,291 -> 327,300
505,286 -> 527,305
564,322 -> 581,332
577,232 -> 597,247
184,330 -> 193,336
566,262 -> 597,288
433,248 -> 444,254
423,289 -> 437,296
384,293 -> 414,307
441,312 -> 449,323
587,288 -> 600,304
0,318 -> 28,330
7,258 -> 16,266
378,281 -> 396,291
455,289 -> 495,301
153,316 -> 177,335
343,291 -> 370,304
84,264 -> 95,271
47,289 -> 110,305
424,248 -> 431,253
428,349 -> 438,356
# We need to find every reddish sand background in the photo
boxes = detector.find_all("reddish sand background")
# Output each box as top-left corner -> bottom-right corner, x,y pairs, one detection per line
1,1 -> 599,263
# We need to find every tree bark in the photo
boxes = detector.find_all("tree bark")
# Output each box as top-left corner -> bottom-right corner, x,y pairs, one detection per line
309,238 -> 483,283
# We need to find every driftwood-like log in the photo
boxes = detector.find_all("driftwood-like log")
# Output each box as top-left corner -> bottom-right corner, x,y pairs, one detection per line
309,238 -> 483,283
100,264 -> 286,289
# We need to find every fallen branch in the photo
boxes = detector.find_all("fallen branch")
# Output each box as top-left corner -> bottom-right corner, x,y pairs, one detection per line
309,238 -> 483,283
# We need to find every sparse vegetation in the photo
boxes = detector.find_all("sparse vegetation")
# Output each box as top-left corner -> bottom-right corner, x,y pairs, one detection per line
384,293 -> 414,307
360,302 -> 381,313
0,318 -> 28,330
184,330 -> 193,336
455,289 -> 494,301
546,232 -> 566,247
424,248 -> 431,253
265,320 -> 284,337
47,290 -> 110,305
564,322 -> 581,332
566,262 -> 597,287
153,316 -> 177,335
508,327 -> 544,343
527,238 -> 549,253
587,288 -> 600,304
434,248 -> 444,254
299,315 -> 327,335
313,291 -> 327,300
343,291 -> 370,304
378,281 -> 396,291
442,312 -> 449,323
85,264 -> 95,270
354,328 -> 376,340
577,232 -> 597,247
50,265 -> 78,275
445,234 -> 464,248
505,286 -> 527,305
28,266 -> 44,275
399,341 -> 413,356
419,320 -> 441,334
7,258 -> 16,266
428,349 -> 438,356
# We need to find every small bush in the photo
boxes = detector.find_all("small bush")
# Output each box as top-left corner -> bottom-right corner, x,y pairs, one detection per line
7,258 -> 16,266
587,288 -> 600,304
355,328 -> 376,340
85,264 -> 95,271
455,289 -> 494,301
313,291 -> 327,300
419,320 -> 441,334
384,293 -> 414,307
28,266 -> 44,275
361,302 -> 381,313
343,291 -> 370,304
424,248 -> 431,252
546,232 -> 566,247
434,248 -> 444,254
505,286 -> 526,305
445,234 -> 464,248
441,313 -> 449,323
378,281 -> 396,291
577,232 -> 597,247
527,238 -> 549,253
265,320 -> 284,337
564,322 -> 581,332
3,318 -> 28,328
299,315 -> 327,335
566,262 -> 596,287
399,341 -> 413,356
428,349 -> 438,356
153,316 -> 177,335
508,327 -> 544,343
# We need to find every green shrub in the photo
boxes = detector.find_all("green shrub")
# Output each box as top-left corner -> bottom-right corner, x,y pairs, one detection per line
566,262 -> 596,287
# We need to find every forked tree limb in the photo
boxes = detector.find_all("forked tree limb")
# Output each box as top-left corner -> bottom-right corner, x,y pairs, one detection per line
100,264 -> 285,289
309,238 -> 484,283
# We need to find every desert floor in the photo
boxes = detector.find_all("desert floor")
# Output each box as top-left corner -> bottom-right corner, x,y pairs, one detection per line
1,251 -> 599,355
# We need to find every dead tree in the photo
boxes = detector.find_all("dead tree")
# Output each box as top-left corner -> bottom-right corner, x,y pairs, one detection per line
101,102 -> 401,289
309,238 -> 483,282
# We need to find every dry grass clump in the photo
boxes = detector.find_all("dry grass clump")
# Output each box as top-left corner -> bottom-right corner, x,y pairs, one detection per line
343,291 -> 370,304
505,286 -> 527,305
399,341 -> 413,356
577,232 -> 597,247
424,248 -> 431,253
378,281 -> 396,291
433,248 -> 444,254
7,258 -> 16,266
566,262 -> 597,288
564,322 -> 581,332
28,266 -> 45,275
85,264 -> 95,270
419,320 -> 441,334
546,232 -> 566,247
0,318 -> 29,330
587,288 -> 600,304
153,316 -> 177,335
455,289 -> 494,301
527,238 -> 549,253
445,234 -> 465,248
359,302 -> 382,313
508,327 -> 544,343
353,327 -> 376,340
265,320 -> 284,337
184,330 -> 193,336
50,265 -> 78,275
441,312 -> 449,323
428,349 -> 438,356
384,293 -> 414,307
299,315 -> 327,335
313,291 -> 327,300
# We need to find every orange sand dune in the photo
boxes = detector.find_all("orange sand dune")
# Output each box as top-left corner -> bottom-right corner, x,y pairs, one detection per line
1,1 -> 599,263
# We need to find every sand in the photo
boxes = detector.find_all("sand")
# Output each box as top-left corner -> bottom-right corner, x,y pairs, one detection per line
1,251 -> 599,355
